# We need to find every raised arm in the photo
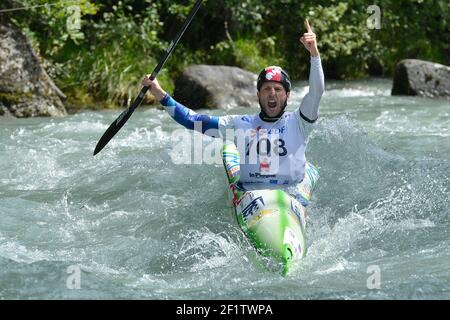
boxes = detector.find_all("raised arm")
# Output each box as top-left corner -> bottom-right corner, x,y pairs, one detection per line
142,76 -> 220,137
298,19 -> 325,122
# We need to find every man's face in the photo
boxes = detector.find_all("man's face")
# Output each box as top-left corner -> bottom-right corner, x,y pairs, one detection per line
257,82 -> 290,118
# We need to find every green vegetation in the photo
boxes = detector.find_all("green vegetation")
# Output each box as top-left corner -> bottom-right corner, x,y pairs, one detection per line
1,0 -> 449,109
0,91 -> 30,105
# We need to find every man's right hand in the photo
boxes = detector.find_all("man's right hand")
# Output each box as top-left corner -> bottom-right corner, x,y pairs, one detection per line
142,75 -> 167,101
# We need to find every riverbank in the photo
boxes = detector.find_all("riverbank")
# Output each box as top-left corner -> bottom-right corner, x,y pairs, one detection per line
1,0 -> 448,114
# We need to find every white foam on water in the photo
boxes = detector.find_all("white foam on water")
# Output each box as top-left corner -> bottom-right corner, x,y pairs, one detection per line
174,227 -> 243,273
1,79 -> 448,299
0,240 -> 47,264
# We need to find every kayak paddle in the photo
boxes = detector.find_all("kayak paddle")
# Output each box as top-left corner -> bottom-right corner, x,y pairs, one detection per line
93,0 -> 203,156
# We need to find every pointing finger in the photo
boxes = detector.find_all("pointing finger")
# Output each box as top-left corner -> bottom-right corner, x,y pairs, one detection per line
305,18 -> 312,33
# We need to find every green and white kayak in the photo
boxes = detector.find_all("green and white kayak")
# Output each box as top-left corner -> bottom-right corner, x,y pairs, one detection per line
222,143 -> 319,276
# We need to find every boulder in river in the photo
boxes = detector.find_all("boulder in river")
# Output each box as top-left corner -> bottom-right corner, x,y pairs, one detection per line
0,24 -> 67,117
392,59 -> 450,98
173,65 -> 258,110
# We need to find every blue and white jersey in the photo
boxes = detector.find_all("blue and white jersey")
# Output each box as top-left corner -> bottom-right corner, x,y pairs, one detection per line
218,109 -> 315,189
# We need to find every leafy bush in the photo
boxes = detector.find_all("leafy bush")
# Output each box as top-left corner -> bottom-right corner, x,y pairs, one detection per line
1,0 -> 449,108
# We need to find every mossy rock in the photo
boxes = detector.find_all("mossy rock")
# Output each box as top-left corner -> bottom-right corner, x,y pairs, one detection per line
0,24 -> 67,117
0,91 -> 32,106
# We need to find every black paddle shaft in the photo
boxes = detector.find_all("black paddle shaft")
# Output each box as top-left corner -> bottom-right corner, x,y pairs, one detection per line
93,0 -> 203,156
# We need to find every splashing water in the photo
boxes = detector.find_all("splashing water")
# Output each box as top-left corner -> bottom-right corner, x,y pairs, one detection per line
0,79 -> 449,299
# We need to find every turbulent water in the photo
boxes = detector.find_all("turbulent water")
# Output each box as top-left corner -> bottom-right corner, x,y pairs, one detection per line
0,79 -> 449,300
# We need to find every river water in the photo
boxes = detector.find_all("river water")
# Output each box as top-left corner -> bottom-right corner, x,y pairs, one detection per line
0,79 -> 449,299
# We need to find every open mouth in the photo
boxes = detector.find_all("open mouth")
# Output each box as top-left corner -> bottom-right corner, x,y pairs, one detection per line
268,101 -> 277,108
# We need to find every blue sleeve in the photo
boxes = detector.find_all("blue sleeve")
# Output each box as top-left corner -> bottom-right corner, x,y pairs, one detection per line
160,94 -> 220,138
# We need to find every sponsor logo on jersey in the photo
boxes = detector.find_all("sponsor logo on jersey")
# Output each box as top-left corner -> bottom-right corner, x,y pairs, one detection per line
249,172 -> 277,179
267,127 -> 286,135
254,126 -> 286,135
259,158 -> 270,173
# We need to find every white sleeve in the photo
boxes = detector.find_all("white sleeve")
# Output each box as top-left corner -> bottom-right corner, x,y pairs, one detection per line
296,56 -> 325,122
295,110 -> 315,142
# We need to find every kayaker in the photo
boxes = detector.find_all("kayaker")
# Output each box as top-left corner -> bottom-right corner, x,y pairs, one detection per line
142,19 -> 324,197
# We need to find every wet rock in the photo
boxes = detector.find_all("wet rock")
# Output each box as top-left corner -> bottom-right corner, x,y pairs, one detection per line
392,59 -> 450,98
0,24 -> 67,117
174,65 -> 258,110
